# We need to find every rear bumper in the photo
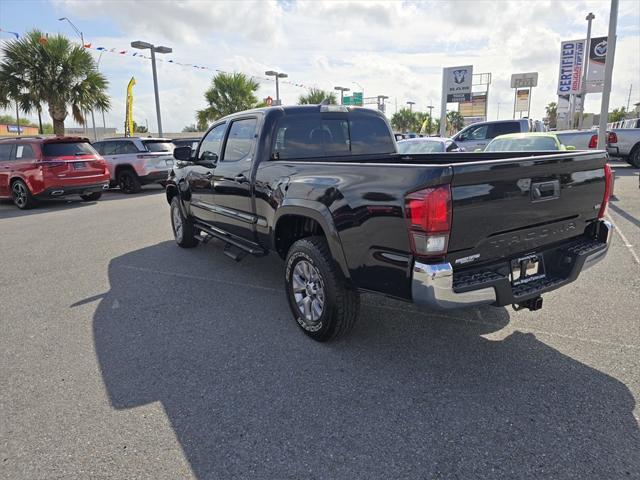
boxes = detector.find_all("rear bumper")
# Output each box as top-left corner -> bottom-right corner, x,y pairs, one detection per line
139,170 -> 169,185
412,220 -> 613,310
35,182 -> 109,198
607,146 -> 620,157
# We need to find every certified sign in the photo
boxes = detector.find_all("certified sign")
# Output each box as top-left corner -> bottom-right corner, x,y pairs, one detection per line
557,39 -> 585,95
443,65 -> 473,103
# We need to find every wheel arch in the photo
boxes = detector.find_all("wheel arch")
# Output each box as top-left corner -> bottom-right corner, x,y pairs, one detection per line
273,201 -> 350,279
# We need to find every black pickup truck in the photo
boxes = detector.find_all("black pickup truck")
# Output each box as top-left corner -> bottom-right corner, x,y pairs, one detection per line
166,105 -> 613,341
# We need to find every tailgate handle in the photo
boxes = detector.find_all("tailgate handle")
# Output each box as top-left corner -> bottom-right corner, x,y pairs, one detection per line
531,180 -> 560,202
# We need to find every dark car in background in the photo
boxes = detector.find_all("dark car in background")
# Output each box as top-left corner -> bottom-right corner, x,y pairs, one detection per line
0,136 -> 110,209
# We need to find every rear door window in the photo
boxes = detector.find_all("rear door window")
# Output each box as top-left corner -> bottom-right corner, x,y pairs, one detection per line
488,121 -> 522,139
42,142 -> 97,157
15,144 -> 35,159
0,144 -> 13,161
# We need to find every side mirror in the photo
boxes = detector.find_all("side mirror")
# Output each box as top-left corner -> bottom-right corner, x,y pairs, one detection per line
173,146 -> 192,161
565,145 -> 576,151
198,151 -> 218,169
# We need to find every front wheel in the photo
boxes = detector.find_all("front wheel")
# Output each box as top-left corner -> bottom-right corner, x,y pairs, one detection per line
285,237 -> 359,341
170,196 -> 198,248
11,180 -> 37,210
80,192 -> 102,202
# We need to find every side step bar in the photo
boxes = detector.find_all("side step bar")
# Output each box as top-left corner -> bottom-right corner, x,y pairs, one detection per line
194,221 -> 267,257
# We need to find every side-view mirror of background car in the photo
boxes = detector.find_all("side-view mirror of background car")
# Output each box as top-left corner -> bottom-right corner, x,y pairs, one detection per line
565,145 -> 576,150
199,151 -> 218,168
173,146 -> 193,161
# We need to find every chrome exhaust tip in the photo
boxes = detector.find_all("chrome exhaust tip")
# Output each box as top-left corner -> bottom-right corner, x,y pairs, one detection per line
51,190 -> 64,196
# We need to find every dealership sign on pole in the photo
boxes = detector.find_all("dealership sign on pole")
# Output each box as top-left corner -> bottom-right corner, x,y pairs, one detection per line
586,36 -> 608,93
557,39 -> 585,95
510,72 -> 538,89
440,65 -> 473,136
510,72 -> 537,119
515,90 -> 530,112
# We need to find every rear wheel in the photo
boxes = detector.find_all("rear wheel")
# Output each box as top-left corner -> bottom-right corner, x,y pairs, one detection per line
80,192 -> 102,202
628,146 -> 640,168
117,169 -> 142,193
11,180 -> 37,210
170,196 -> 198,248
285,237 -> 359,341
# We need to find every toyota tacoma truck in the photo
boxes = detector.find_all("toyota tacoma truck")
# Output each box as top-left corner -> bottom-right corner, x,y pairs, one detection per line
165,105 -> 613,341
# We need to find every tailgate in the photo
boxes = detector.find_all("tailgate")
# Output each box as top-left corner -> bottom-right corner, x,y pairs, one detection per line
447,151 -> 607,265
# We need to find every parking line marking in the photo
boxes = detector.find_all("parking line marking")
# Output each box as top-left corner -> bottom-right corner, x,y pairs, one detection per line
607,216 -> 640,264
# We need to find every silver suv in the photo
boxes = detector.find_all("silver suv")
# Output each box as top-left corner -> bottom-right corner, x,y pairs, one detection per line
92,137 -> 174,193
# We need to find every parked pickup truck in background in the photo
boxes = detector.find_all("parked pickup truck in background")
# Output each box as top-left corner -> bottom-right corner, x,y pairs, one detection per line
166,105 -> 613,341
607,128 -> 640,167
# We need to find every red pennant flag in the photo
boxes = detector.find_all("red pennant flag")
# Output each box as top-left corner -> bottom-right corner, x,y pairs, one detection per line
119,50 -> 127,54
84,43 -> 92,48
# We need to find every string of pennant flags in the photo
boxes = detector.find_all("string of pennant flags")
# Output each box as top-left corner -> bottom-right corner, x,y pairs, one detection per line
84,43 -> 313,90
0,27 -> 318,91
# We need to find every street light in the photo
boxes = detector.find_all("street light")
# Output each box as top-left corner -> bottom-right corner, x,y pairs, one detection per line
334,86 -> 350,105
131,40 -> 172,137
407,101 -> 416,112
265,71 -> 288,106
377,95 -> 389,113
58,17 -> 84,45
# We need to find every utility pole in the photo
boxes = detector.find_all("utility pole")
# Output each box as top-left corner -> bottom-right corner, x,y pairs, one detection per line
598,0 -> 618,148
334,86 -> 350,105
426,104 -> 434,135
496,101 -> 501,120
626,84 -> 632,112
407,101 -> 415,112
265,71 -> 288,105
578,12 -> 595,129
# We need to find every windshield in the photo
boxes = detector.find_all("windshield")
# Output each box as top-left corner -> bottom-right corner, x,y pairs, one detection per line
485,136 -> 558,152
42,142 -> 97,157
143,140 -> 174,153
397,140 -> 444,154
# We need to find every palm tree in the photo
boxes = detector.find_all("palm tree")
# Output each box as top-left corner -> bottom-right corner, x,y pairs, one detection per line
196,73 -> 260,128
0,30 -> 110,136
446,111 -> 464,135
545,102 -> 557,129
298,88 -> 337,105
391,107 -> 417,133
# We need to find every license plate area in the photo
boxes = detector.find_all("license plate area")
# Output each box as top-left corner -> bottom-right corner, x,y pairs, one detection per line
511,254 -> 546,286
73,161 -> 86,170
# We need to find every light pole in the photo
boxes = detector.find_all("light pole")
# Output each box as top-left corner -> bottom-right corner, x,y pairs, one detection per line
426,104 -> 435,134
377,95 -> 389,113
334,86 -> 350,105
597,0 -> 618,148
407,101 -> 415,112
131,40 -> 172,137
59,17 -> 88,135
265,71 -> 287,106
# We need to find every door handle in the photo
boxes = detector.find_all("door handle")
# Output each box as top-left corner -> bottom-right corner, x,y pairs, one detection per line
234,174 -> 247,183
205,171 -> 214,179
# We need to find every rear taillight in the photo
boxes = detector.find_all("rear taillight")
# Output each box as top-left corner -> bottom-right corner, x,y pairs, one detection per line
598,164 -> 613,219
588,134 -> 598,149
607,132 -> 618,144
405,184 -> 451,257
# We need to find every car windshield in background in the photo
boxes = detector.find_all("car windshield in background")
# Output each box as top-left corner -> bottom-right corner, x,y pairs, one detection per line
143,141 -> 174,153
397,140 -> 444,154
42,142 -> 97,157
485,137 -> 558,152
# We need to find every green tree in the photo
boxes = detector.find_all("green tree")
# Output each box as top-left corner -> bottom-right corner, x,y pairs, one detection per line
298,88 -> 337,105
446,111 -> 464,135
415,112 -> 433,135
196,73 -> 260,128
545,102 -> 557,129
391,107 -> 418,132
608,106 -> 627,123
182,124 -> 199,133
0,30 -> 110,136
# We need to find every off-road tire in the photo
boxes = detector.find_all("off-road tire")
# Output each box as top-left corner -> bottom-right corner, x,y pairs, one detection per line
80,192 -> 102,202
11,179 -> 37,210
117,169 -> 142,194
285,236 -> 359,341
170,196 -> 198,248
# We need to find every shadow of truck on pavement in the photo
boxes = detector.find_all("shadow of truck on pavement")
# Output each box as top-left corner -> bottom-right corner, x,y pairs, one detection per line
91,241 -> 640,479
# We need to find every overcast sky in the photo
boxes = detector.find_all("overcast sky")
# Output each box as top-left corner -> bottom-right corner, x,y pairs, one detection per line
1,0 -> 639,133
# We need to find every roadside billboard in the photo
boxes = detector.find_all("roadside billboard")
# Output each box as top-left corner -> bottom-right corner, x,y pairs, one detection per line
557,39 -> 585,95
511,72 -> 538,89
459,93 -> 486,118
586,36 -> 607,93
443,65 -> 473,103
515,90 -> 530,112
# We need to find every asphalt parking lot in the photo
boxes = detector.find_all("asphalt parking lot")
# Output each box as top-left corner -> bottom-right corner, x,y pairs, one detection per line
1,161 -> 639,479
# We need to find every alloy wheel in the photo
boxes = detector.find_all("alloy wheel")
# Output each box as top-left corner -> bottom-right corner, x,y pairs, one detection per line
292,260 -> 325,326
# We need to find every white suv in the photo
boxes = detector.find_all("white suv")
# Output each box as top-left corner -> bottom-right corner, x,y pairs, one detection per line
92,137 -> 174,193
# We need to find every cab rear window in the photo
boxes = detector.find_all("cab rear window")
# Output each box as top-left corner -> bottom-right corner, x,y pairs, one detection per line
42,142 -> 97,157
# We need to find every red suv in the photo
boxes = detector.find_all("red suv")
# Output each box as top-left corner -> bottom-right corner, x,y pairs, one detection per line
0,136 -> 110,209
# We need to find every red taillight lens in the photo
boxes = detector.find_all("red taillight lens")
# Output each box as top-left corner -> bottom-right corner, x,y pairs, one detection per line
607,132 -> 618,144
405,185 -> 452,257
598,164 -> 613,219
588,135 -> 598,149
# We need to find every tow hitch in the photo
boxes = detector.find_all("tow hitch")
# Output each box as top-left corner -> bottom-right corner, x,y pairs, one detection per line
512,296 -> 543,312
